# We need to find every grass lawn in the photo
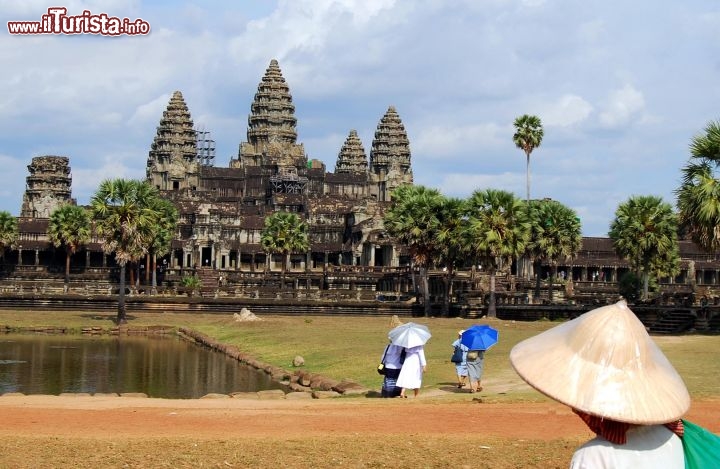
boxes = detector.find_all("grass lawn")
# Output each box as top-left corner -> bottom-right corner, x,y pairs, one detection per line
1,309 -> 718,399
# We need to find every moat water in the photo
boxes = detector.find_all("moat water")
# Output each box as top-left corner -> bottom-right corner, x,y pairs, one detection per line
0,334 -> 283,398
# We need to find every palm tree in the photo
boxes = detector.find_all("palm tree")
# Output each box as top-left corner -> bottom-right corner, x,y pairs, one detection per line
90,179 -> 159,324
146,197 -> 178,293
435,196 -> 467,317
260,211 -> 310,288
525,199 -> 582,302
0,211 -> 18,263
384,185 -> 445,317
47,204 -> 91,289
464,189 -> 530,317
609,195 -> 680,301
512,114 -> 544,204
676,120 -> 720,253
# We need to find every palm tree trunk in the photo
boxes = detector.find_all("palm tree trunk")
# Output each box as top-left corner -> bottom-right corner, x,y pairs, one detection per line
151,253 -> 157,294
488,271 -> 497,318
442,270 -> 450,317
145,253 -> 151,285
526,151 -> 531,204
534,259 -> 542,302
64,251 -> 71,287
421,266 -> 430,317
117,263 -> 127,324
643,271 -> 649,301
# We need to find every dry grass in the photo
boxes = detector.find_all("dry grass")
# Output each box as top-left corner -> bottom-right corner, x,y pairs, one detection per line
0,435 -> 583,468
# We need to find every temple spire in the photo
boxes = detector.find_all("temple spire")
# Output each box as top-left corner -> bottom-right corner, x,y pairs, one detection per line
369,105 -> 411,175
335,130 -> 368,174
247,59 -> 297,145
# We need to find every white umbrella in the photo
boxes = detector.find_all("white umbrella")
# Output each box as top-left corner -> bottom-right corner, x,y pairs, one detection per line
388,322 -> 431,348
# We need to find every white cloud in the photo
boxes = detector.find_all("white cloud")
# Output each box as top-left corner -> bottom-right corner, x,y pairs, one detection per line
599,84 -> 646,128
128,93 -> 171,128
542,94 -> 593,128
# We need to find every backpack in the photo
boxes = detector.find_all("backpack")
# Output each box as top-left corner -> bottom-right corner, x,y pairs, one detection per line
450,345 -> 464,363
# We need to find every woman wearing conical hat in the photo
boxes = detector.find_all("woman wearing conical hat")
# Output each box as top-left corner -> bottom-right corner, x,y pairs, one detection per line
510,300 -> 690,468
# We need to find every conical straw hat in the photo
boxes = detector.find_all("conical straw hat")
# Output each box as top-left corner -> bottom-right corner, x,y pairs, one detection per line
510,300 -> 690,424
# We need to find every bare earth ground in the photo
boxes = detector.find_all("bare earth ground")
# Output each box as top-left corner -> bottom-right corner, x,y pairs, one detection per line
0,393 -> 718,468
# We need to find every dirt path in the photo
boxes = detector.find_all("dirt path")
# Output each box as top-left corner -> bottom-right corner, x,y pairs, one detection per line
1,394 -> 718,440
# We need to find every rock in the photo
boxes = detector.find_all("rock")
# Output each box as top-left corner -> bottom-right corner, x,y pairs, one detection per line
332,379 -> 368,396
234,307 -> 261,322
312,390 -> 341,399
200,393 -> 230,399
257,389 -> 286,400
389,315 -> 404,328
285,391 -> 313,400
120,393 -> 148,398
292,355 -> 305,367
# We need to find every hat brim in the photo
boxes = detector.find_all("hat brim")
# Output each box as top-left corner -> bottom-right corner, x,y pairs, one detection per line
510,301 -> 690,424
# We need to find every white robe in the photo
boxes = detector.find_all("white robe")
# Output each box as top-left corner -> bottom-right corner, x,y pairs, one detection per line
396,346 -> 426,390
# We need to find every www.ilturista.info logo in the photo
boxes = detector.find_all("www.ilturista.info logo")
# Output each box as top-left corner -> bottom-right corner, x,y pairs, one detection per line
7,7 -> 150,36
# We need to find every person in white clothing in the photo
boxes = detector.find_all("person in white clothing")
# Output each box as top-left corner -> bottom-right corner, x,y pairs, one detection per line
509,300 -> 690,468
396,345 -> 426,398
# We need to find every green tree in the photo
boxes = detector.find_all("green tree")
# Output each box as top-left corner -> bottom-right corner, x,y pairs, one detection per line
47,204 -> 91,288
0,211 -> 18,263
525,199 -> 582,302
464,189 -> 530,318
676,120 -> 720,253
609,195 -> 680,301
146,197 -> 178,292
435,196 -> 468,317
513,114 -> 544,204
384,185 -> 445,317
260,211 -> 310,288
90,179 -> 159,323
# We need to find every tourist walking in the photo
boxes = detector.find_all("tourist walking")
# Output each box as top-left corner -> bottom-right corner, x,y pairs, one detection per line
451,331 -> 468,389
379,342 -> 405,398
466,349 -> 485,393
396,344 -> 427,398
510,300 -> 690,468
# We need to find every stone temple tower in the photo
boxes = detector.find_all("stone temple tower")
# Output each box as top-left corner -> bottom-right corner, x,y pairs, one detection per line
233,59 -> 306,169
335,129 -> 368,174
368,106 -> 413,201
146,91 -> 199,192
20,155 -> 73,218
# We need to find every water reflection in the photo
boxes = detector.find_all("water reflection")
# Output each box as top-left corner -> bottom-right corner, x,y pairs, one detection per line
0,334 -> 283,398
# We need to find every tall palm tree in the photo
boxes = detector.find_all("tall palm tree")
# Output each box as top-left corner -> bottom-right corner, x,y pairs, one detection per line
384,185 -> 445,317
609,195 -> 680,301
47,204 -> 91,289
676,120 -> 720,253
90,179 -> 159,324
513,114 -> 544,204
435,196 -> 467,317
0,211 -> 18,263
525,199 -> 582,302
260,211 -> 310,288
464,189 -> 530,317
146,197 -> 178,292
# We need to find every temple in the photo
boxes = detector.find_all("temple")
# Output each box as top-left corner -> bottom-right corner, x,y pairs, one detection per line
144,59 -> 412,273
5,59 -> 720,318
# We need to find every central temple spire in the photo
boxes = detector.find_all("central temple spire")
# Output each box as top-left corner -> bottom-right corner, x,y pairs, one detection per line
247,59 -> 298,145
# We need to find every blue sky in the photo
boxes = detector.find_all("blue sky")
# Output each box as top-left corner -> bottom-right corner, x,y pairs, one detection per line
1,0 -> 719,236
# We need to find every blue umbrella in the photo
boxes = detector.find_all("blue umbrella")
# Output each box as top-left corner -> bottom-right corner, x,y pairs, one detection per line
460,325 -> 499,351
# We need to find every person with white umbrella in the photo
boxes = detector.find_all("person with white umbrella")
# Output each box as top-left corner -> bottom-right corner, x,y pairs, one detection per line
389,322 -> 431,398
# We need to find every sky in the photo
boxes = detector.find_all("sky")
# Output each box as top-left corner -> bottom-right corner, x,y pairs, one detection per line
1,0 -> 719,237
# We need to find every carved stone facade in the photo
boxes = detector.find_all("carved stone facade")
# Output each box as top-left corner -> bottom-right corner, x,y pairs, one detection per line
145,59 -> 413,271
20,156 -> 74,218
146,91 -> 199,192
